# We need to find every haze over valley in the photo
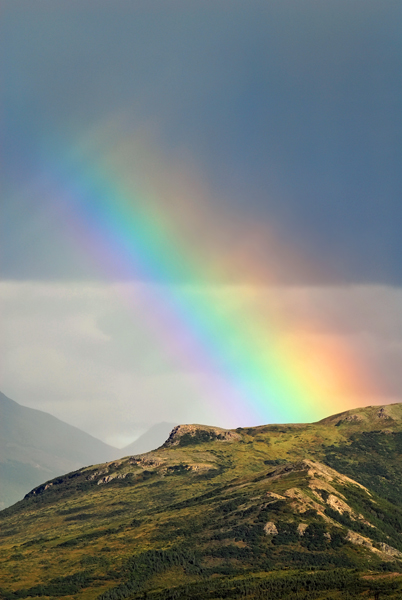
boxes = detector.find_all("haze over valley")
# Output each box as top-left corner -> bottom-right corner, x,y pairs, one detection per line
0,392 -> 175,508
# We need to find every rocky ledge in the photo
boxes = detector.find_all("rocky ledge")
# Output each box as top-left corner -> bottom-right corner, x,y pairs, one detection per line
163,424 -> 241,447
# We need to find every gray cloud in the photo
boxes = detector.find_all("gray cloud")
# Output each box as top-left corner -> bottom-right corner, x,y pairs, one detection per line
1,0 -> 401,284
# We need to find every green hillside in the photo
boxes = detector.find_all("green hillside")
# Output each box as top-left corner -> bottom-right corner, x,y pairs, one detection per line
1,404 -> 402,599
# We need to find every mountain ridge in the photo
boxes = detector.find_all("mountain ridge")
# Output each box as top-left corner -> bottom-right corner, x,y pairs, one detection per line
316,402 -> 402,427
0,391 -> 119,509
2,402 -> 402,598
120,422 -> 178,456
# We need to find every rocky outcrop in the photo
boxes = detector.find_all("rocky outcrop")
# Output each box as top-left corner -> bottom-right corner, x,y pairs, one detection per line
326,493 -> 354,515
163,424 -> 241,447
265,459 -> 368,504
264,521 -> 278,535
297,523 -> 308,536
377,407 -> 393,420
302,459 -> 368,491
129,457 -> 164,467
86,468 -> 109,481
325,493 -> 373,526
345,530 -> 402,559
284,487 -> 323,515
378,543 -> 402,558
345,530 -> 375,550
97,473 -> 127,485
335,414 -> 364,426
344,414 -> 364,423
265,459 -> 367,491
266,491 -> 286,503
263,459 -> 374,530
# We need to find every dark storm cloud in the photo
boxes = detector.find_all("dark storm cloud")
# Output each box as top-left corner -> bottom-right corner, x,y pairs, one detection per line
1,0 -> 401,283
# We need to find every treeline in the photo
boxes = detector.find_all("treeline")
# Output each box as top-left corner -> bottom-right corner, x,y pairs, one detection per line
101,569 -> 401,600
96,536 -> 386,600
98,548 -> 204,600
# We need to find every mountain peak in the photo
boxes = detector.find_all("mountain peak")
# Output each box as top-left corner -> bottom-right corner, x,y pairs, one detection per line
163,424 -> 241,447
316,402 -> 402,428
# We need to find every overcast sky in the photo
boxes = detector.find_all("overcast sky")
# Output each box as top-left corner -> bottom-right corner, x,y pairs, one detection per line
1,1 -> 401,446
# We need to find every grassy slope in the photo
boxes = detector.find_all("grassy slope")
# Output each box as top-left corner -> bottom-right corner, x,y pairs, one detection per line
1,404 -> 402,599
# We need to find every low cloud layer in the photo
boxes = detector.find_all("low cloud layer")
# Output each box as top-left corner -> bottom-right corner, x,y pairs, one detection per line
1,281 -> 401,447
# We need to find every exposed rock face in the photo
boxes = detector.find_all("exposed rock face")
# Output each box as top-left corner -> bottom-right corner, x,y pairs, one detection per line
345,414 -> 363,422
301,459 -> 368,491
266,491 -> 286,503
87,468 -> 109,481
263,459 -> 373,529
345,531 -> 402,559
378,543 -> 402,558
345,530 -> 376,550
297,523 -> 308,536
326,493 -> 354,516
264,521 -> 278,535
163,424 -> 241,447
97,475 -> 114,485
284,487 -> 323,515
265,459 -> 367,491
97,473 -> 127,485
336,414 -> 364,426
325,493 -> 373,526
129,457 -> 164,467
377,407 -> 392,420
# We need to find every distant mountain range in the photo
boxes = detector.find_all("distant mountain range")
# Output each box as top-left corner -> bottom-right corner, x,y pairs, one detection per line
0,392 -> 175,509
0,392 -> 120,509
2,403 -> 402,599
121,422 -> 177,455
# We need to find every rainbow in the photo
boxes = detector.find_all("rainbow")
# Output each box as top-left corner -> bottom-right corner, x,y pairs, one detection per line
39,129 -> 379,426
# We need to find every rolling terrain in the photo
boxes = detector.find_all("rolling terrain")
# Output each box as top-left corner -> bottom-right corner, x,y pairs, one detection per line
1,404 -> 402,598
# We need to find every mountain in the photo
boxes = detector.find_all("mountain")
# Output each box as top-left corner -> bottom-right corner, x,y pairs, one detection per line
2,404 -> 402,599
0,392 -> 119,509
119,422 -> 178,456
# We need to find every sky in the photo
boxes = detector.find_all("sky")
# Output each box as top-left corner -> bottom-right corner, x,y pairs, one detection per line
1,0 -> 401,447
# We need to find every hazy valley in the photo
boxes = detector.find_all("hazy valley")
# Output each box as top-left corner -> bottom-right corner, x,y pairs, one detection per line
0,393 -> 174,509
